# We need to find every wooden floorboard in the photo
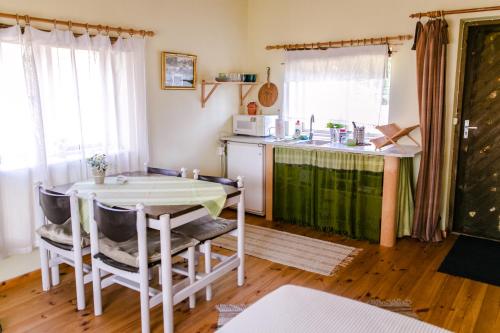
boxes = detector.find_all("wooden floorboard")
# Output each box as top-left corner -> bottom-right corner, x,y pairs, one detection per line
0,212 -> 499,332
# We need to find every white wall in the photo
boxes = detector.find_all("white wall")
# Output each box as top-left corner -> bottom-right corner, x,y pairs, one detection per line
246,0 -> 500,230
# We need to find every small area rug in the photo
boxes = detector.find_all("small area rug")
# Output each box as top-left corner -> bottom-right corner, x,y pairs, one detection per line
213,224 -> 360,276
216,299 -> 418,328
438,235 -> 500,287
365,299 -> 419,319
215,304 -> 247,328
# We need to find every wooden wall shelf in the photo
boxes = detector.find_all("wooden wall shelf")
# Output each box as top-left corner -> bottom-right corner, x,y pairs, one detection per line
201,80 -> 259,108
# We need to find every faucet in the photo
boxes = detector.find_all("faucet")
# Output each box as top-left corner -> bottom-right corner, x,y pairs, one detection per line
309,114 -> 315,140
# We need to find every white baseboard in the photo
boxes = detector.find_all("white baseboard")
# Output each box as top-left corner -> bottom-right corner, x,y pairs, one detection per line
0,250 -> 40,283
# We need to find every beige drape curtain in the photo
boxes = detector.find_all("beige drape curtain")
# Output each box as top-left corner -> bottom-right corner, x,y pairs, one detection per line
411,19 -> 448,242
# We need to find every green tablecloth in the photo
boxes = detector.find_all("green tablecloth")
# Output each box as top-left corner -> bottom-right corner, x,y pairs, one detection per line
67,176 -> 227,232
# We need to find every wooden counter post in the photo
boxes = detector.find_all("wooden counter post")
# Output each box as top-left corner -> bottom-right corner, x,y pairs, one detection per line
265,144 -> 273,221
380,156 -> 400,247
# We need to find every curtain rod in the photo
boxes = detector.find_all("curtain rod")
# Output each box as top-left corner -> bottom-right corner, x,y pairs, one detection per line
265,34 -> 412,51
0,11 -> 154,37
410,5 -> 500,19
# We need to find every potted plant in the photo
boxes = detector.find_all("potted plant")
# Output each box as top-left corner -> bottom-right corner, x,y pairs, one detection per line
326,122 -> 344,142
87,154 -> 108,184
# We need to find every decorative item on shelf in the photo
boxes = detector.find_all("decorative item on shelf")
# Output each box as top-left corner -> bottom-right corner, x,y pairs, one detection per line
258,67 -> 278,107
215,73 -> 229,82
243,73 -> 257,82
326,122 -> 345,143
247,101 -> 258,115
87,153 -> 108,184
161,51 -> 197,90
228,73 -> 241,82
370,123 -> 420,152
215,72 -> 256,82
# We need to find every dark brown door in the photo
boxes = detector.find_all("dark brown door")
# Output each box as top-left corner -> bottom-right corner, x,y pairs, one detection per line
453,22 -> 500,240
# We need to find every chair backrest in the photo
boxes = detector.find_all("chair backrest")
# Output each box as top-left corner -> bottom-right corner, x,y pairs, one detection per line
93,201 -> 138,242
39,187 -> 71,225
147,166 -> 183,177
194,172 -> 239,188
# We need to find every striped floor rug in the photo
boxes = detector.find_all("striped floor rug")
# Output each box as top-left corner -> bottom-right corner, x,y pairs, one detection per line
212,224 -> 360,276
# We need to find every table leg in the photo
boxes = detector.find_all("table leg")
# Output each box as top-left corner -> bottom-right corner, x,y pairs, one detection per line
380,156 -> 400,247
237,191 -> 245,286
160,215 -> 174,333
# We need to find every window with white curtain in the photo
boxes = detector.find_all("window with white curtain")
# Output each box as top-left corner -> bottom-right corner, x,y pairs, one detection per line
0,25 -> 148,258
0,39 -> 38,170
0,27 -> 148,172
284,45 -> 390,134
0,44 -> 110,169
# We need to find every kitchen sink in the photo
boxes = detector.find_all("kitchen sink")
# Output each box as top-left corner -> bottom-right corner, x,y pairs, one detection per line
293,139 -> 330,146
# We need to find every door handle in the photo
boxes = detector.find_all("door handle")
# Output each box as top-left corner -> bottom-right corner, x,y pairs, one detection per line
463,120 -> 478,139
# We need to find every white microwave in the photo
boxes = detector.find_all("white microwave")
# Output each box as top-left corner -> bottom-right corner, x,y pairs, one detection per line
233,115 -> 278,137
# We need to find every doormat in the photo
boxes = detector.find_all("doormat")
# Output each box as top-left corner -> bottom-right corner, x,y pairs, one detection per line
438,235 -> 500,287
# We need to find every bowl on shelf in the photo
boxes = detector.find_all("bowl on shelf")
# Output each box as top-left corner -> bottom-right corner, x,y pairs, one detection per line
243,74 -> 257,82
216,73 -> 230,82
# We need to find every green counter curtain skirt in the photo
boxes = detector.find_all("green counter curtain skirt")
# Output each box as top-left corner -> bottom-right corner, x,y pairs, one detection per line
273,147 -> 414,242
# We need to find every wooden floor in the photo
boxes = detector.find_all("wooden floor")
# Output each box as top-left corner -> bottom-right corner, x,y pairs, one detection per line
1,212 -> 499,333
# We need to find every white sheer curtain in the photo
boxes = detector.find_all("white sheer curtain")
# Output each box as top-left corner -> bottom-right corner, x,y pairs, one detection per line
0,25 -> 148,258
284,45 -> 389,131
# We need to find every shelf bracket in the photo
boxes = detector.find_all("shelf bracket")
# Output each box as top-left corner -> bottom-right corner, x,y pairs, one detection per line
239,84 -> 256,106
201,80 -> 220,108
201,80 -> 258,108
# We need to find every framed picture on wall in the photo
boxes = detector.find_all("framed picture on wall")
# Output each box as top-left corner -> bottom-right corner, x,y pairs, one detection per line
161,52 -> 197,90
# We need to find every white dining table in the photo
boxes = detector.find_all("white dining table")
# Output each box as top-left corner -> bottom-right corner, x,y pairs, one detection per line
58,172 -> 245,333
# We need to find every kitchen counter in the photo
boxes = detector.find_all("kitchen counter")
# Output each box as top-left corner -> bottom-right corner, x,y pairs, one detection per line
222,134 -> 419,248
221,135 -> 421,158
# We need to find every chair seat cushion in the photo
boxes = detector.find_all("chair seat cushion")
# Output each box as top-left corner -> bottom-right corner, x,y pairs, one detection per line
173,216 -> 237,242
36,219 -> 90,248
98,229 -> 199,268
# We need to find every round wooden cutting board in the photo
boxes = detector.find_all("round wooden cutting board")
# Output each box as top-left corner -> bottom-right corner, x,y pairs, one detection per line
258,67 -> 278,107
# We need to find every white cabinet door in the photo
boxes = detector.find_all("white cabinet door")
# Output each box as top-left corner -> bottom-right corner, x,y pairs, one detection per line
227,142 -> 265,215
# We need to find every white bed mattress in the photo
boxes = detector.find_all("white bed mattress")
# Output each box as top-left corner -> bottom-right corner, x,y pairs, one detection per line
217,285 -> 450,333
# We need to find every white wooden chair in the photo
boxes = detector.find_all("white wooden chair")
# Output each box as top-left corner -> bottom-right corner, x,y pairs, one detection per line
143,163 -> 187,178
34,183 -> 92,310
173,170 -> 243,301
88,195 -> 199,333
